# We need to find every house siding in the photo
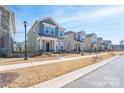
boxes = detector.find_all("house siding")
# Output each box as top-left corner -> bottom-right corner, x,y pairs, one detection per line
0,6 -> 15,54
28,18 -> 65,53
27,21 -> 39,52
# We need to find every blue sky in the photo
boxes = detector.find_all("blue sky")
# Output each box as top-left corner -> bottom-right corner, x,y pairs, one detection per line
9,5 -> 124,44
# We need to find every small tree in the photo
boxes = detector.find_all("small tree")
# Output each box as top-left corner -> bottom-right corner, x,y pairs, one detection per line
120,40 -> 124,50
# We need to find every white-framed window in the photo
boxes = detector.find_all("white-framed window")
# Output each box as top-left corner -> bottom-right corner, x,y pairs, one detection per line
59,30 -> 64,37
43,22 -> 56,35
44,26 -> 49,34
80,34 -> 85,41
50,27 -> 55,35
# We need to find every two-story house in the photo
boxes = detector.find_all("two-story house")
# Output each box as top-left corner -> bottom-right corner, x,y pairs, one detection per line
64,31 -> 86,52
97,37 -> 104,51
85,33 -> 97,51
103,40 -> 112,51
27,17 -> 65,53
0,5 -> 15,54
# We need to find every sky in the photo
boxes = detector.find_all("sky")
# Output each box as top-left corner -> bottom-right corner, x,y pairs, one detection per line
9,5 -> 124,44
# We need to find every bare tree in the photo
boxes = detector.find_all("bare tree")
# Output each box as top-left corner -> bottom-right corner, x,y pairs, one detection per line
120,40 -> 124,50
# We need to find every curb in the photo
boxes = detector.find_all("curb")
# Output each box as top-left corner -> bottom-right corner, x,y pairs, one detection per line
30,55 -> 119,88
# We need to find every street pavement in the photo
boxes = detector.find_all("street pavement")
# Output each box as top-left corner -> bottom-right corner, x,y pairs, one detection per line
63,55 -> 124,88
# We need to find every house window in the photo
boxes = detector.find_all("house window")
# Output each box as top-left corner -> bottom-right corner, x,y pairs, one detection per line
80,35 -> 84,41
44,25 -> 55,35
44,26 -> 49,34
51,27 -> 55,35
59,30 -> 64,37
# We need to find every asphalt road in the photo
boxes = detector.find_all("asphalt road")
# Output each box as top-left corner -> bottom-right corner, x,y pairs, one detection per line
63,55 -> 124,88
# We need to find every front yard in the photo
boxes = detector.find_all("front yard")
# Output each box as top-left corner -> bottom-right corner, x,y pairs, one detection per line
0,53 -> 117,88
0,52 -> 119,66
0,53 -> 82,66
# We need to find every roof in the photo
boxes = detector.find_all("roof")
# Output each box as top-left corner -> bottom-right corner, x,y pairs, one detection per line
86,33 -> 95,38
65,31 -> 74,35
103,40 -> 112,44
97,37 -> 103,40
38,17 -> 59,27
37,17 -> 65,30
104,40 -> 112,42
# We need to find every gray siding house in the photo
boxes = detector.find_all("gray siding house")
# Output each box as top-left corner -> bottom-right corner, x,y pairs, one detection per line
64,31 -> 87,52
0,5 -> 15,54
27,17 -> 65,53
103,40 -> 112,51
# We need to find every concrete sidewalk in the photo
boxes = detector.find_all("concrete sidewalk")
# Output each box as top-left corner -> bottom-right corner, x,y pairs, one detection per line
0,53 -> 108,72
0,58 -> 23,63
30,55 -> 119,88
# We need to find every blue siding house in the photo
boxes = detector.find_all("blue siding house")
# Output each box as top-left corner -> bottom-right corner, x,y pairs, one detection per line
27,17 -> 65,53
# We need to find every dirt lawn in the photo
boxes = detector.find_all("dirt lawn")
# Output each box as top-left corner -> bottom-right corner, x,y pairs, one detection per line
0,53 -> 83,66
0,53 -> 117,88
0,52 -> 118,66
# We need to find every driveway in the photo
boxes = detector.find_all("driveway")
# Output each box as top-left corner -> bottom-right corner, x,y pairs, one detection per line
63,55 -> 124,88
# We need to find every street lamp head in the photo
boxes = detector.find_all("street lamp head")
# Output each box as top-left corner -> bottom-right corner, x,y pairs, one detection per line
24,20 -> 28,27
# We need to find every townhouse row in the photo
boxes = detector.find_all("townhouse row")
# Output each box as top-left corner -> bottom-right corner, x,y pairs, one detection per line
27,17 -> 113,53
0,5 -> 113,54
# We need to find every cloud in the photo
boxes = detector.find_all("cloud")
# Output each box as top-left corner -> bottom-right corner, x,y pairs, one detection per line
55,6 -> 124,24
89,6 -> 124,19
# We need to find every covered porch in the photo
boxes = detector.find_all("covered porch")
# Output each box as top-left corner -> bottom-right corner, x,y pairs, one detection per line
37,37 -> 57,52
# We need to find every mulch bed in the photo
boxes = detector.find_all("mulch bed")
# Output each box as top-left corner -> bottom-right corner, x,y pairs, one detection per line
0,72 -> 19,88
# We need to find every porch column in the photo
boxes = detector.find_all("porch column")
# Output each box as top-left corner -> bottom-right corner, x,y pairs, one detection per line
54,40 -> 56,52
52,40 -> 54,51
40,38 -> 42,50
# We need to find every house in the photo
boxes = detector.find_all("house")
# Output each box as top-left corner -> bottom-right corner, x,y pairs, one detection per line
27,17 -> 65,53
97,37 -> 104,51
112,44 -> 121,51
14,41 -> 25,52
103,40 -> 113,51
64,31 -> 87,52
85,33 -> 97,51
0,6 -> 15,54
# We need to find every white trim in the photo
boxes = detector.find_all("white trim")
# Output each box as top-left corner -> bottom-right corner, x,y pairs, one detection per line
37,36 -> 57,41
43,22 -> 56,27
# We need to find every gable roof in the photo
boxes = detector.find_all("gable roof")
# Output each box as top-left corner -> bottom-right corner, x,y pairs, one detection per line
65,31 -> 74,35
98,37 -> 103,40
86,33 -> 96,38
38,17 -> 59,26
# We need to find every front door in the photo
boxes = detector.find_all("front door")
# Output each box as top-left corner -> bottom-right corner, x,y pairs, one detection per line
78,44 -> 80,52
46,42 -> 50,52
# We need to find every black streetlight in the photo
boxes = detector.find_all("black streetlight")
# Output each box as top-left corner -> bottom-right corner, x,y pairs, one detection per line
24,21 -> 28,60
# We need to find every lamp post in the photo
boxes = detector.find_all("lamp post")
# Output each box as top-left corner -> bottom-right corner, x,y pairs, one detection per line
24,21 -> 28,60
